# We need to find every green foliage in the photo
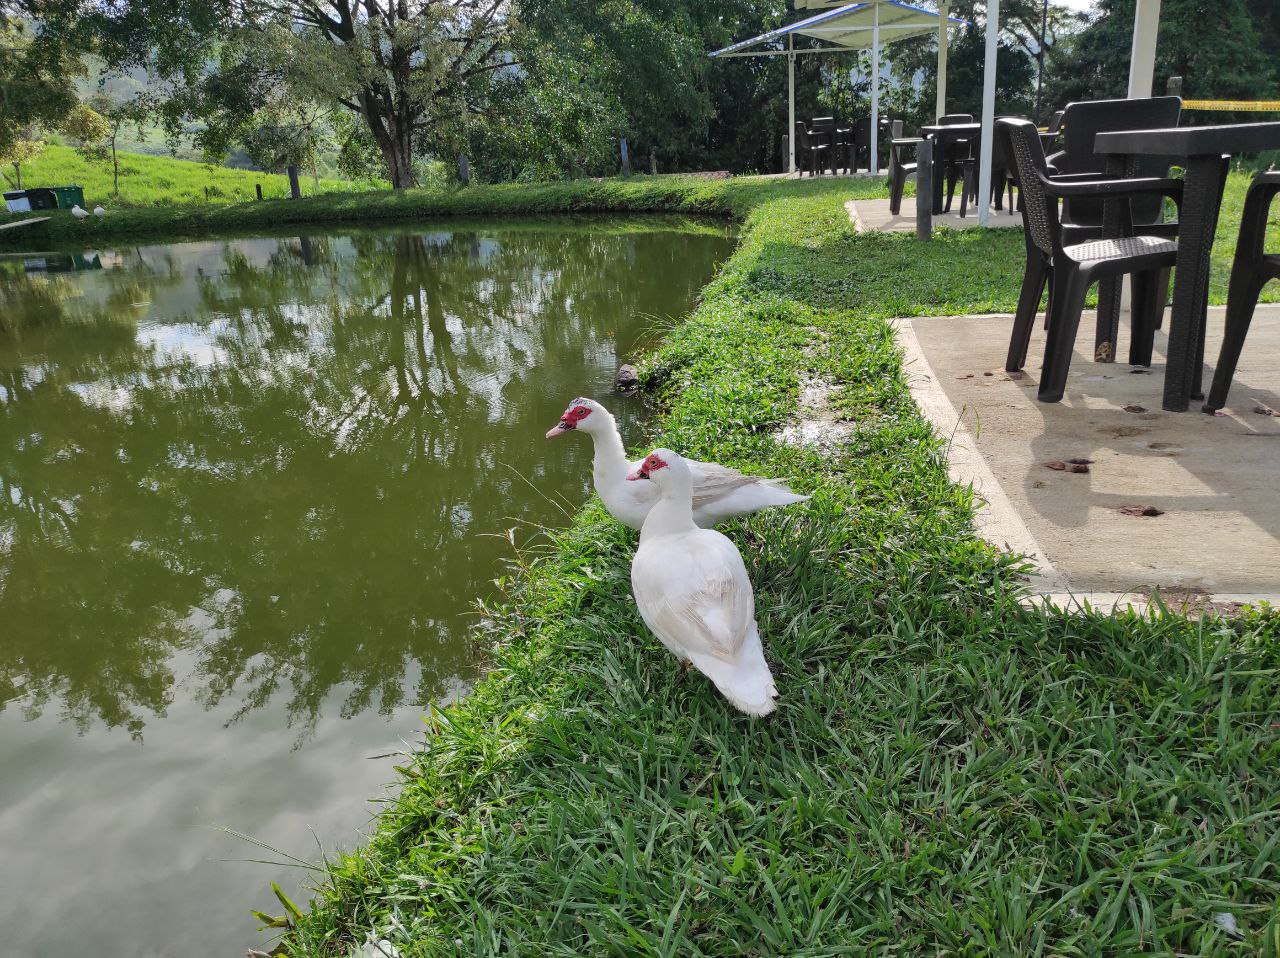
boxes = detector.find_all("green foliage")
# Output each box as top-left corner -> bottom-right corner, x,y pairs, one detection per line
60,102 -> 110,160
0,19 -> 82,158
1043,0 -> 1279,108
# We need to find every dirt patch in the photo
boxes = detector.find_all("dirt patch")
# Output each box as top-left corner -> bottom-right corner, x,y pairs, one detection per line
777,379 -> 857,452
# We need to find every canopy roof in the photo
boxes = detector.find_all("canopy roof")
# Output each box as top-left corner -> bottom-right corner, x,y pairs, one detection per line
708,0 -> 965,58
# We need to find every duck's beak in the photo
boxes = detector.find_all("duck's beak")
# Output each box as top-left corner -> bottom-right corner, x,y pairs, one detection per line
626,467 -> 648,481
546,422 -> 570,439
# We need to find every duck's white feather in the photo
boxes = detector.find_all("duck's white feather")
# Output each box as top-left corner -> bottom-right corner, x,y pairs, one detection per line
632,525 -> 777,716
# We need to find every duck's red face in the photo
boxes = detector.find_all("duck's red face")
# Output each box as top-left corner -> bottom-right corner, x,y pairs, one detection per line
546,401 -> 592,439
626,452 -> 668,481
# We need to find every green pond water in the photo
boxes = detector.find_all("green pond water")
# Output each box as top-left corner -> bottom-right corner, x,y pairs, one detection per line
0,219 -> 734,956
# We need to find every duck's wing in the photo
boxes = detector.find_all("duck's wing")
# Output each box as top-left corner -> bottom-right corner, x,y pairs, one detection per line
686,460 -> 759,508
632,531 -> 754,662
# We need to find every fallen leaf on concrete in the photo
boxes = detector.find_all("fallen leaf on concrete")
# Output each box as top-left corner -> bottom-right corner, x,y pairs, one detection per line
1123,404 -> 1147,413
1067,457 -> 1094,465
1007,370 -> 1027,380
1043,460 -> 1067,471
1119,504 -> 1164,517
956,373 -> 974,379
1130,368 -> 1151,374
1068,463 -> 1090,473
982,371 -> 994,377
1252,403 -> 1278,416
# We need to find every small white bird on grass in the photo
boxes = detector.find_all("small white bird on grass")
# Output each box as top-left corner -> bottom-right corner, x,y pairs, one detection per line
70,204 -> 89,219
628,448 -> 779,717
93,205 -> 105,218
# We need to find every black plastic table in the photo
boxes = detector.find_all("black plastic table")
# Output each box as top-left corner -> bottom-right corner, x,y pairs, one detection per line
919,122 -> 980,214
1094,122 -> 1280,411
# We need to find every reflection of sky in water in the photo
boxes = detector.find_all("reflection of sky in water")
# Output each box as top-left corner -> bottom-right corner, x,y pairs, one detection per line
0,221 -> 735,957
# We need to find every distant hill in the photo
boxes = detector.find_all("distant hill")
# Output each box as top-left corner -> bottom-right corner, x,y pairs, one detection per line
6,143 -> 378,208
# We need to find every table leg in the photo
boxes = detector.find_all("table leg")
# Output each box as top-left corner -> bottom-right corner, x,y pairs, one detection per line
1162,155 -> 1227,411
932,137 -> 945,215
1094,154 -> 1133,363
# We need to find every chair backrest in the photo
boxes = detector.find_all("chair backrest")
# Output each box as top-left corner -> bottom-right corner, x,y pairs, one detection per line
1058,96 -> 1182,225
794,121 -> 811,149
939,113 -> 974,125
998,118 -> 1060,258
887,120 -> 913,174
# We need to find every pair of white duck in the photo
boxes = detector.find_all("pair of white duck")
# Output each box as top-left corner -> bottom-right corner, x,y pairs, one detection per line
547,398 -> 808,716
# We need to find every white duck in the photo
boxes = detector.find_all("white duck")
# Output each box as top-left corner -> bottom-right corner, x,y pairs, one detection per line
93,205 -> 106,218
70,204 -> 89,219
629,449 -> 778,716
546,397 -> 807,530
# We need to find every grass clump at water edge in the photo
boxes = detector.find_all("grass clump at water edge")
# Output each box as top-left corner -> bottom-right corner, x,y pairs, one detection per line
274,178 -> 1280,956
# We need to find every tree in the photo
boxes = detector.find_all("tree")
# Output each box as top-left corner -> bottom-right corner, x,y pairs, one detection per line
0,18 -> 83,162
1041,0 -> 1277,109
86,93 -> 151,194
62,101 -> 110,156
0,129 -> 43,189
176,1 -> 516,188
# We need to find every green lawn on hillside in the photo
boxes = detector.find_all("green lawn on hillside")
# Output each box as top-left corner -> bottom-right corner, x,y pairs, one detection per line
4,143 -> 373,208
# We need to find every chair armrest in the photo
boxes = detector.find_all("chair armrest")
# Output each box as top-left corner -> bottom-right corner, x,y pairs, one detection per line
891,138 -> 923,146
1042,175 -> 1183,200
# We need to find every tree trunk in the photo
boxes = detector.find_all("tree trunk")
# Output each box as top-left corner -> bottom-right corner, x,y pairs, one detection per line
111,137 -> 119,195
361,91 -> 416,189
14,163 -> 22,190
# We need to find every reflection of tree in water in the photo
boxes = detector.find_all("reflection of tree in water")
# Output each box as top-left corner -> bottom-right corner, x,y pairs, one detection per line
0,224 -> 732,738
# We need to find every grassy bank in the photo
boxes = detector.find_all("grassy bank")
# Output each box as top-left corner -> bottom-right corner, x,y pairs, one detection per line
3,143 -> 363,208
274,179 -> 1280,955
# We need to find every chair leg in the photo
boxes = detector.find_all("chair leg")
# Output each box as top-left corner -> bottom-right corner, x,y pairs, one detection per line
1006,254 -> 1049,372
959,169 -> 970,218
1128,269 -> 1160,367
1204,268 -> 1269,412
1038,268 -> 1092,403
889,170 -> 903,215
1043,269 -> 1056,330
944,168 -> 957,211
1154,267 -> 1170,330
993,170 -> 1005,210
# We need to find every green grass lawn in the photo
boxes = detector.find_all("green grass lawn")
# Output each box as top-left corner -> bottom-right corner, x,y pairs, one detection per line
262,176 -> 1280,956
3,143 -> 369,208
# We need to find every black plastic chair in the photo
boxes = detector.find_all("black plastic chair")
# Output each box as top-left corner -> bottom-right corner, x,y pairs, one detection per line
887,121 -> 919,215
1048,96 -> 1182,232
794,121 -> 830,176
951,126 -> 1017,218
999,118 -> 1182,402
852,116 -> 893,172
1204,171 -> 1280,412
938,113 -> 975,211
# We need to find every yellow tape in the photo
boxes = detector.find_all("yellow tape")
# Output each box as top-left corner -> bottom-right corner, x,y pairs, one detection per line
1183,99 -> 1280,112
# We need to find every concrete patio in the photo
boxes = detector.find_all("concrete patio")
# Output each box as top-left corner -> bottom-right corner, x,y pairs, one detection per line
847,197 -> 1024,233
897,304 -> 1280,610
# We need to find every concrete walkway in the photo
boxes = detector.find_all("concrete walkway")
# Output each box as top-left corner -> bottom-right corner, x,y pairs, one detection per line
847,197 -> 1023,233
897,304 -> 1280,612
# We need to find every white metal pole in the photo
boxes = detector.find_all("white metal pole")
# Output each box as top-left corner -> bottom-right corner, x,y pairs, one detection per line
1127,0 -> 1161,97
976,0 -> 999,227
936,3 -> 949,120
788,33 -> 797,174
870,1 -> 881,175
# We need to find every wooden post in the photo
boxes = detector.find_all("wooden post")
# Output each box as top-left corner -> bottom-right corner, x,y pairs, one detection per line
916,137 -> 933,242
649,149 -> 657,176
1166,75 -> 1183,98
287,165 -> 302,199
620,138 -> 631,177
458,154 -> 470,185
255,183 -> 263,201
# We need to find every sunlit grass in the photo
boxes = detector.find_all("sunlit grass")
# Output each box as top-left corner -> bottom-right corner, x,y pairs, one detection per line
269,177 -> 1280,956
6,143 -> 366,208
